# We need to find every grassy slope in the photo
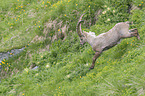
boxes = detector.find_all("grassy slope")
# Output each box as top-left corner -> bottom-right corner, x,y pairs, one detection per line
0,0 -> 145,96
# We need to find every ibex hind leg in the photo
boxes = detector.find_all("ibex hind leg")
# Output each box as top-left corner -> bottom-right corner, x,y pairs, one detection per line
129,28 -> 140,40
121,28 -> 140,40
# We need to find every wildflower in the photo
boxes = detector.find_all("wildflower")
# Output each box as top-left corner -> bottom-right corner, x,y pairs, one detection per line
107,18 -> 110,21
80,76 -> 81,78
102,11 -> 106,14
22,93 -> 24,95
59,87 -> 60,88
104,5 -> 107,7
35,73 -> 39,76
46,64 -> 50,68
39,26 -> 40,28
139,4 -> 141,6
85,63 -> 89,66
113,10 -> 115,13
16,7 -> 18,9
42,1 -> 44,4
58,29 -> 60,31
2,61 -> 5,64
66,74 -> 70,78
45,5 -> 47,7
89,6 -> 90,8
0,63 -> 1,65
142,2 -> 143,3
35,24 -> 36,25
41,56 -> 43,58
24,68 -> 29,73
107,7 -> 110,10
17,0 -> 19,1
64,14 -> 66,16
21,6 -> 23,8
76,4 -> 78,6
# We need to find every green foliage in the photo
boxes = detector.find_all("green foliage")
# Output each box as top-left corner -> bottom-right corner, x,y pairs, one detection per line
0,0 -> 145,96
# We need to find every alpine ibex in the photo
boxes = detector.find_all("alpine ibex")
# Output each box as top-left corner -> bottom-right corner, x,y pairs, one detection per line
76,14 -> 140,70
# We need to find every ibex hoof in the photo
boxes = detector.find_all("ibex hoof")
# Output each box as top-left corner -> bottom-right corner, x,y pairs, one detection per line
89,67 -> 94,70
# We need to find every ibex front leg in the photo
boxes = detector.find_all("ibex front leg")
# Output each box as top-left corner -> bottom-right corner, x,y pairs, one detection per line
89,51 -> 102,70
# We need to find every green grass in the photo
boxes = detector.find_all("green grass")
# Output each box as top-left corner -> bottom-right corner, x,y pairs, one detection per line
0,0 -> 145,96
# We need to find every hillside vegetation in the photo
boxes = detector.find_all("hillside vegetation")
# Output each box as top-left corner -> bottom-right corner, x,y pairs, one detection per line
0,0 -> 145,96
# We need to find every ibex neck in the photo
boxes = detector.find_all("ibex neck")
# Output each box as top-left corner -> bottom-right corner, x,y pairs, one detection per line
84,32 -> 96,47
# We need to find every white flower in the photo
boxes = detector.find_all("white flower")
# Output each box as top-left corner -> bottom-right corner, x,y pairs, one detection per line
46,64 -> 50,68
107,7 -> 110,11
24,68 -> 29,73
104,5 -> 107,7
84,63 -> 89,66
113,10 -> 115,13
66,74 -> 70,78
102,11 -> 106,14
35,73 -> 39,76
107,18 -> 110,21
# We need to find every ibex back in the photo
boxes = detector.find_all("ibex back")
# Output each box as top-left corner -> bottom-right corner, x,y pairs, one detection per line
76,14 -> 140,70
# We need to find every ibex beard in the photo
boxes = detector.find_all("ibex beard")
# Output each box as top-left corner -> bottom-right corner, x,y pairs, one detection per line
76,14 -> 140,70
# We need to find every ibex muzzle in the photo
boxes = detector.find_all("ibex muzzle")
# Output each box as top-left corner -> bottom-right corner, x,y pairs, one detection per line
76,14 -> 140,70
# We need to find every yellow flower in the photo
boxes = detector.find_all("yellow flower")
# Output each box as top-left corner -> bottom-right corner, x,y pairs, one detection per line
76,4 -> 78,6
45,5 -> 47,7
22,93 -> 24,95
58,29 -> 60,31
139,4 -> 141,6
2,61 -> 5,64
89,6 -> 90,7
0,63 -> 1,65
141,2 -> 143,3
